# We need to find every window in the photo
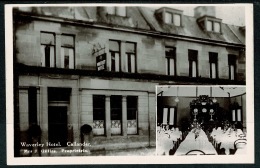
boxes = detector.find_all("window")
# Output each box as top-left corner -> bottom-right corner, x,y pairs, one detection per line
214,22 -> 221,32
173,14 -> 181,26
61,35 -> 74,69
111,96 -> 122,135
188,50 -> 198,77
127,96 -> 138,134
28,87 -> 37,125
206,20 -> 221,32
165,12 -> 172,24
165,47 -> 176,76
107,7 -> 126,17
162,107 -> 177,126
40,32 -> 55,67
231,107 -> 242,122
93,95 -> 106,135
228,54 -> 237,80
125,42 -> 136,73
207,20 -> 213,31
209,52 -> 218,79
109,40 -> 121,72
165,12 -> 181,26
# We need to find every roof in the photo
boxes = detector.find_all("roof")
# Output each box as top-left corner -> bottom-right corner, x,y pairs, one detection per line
15,6 -> 245,45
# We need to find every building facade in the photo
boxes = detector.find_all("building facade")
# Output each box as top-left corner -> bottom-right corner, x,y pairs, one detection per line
13,6 -> 245,156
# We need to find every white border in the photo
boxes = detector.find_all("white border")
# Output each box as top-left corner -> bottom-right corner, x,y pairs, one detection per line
6,3 -> 254,165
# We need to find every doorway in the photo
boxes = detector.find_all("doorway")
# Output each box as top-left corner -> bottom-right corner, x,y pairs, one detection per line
48,106 -> 68,147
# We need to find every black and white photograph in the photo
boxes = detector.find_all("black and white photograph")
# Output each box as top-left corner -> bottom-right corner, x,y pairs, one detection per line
5,3 -> 253,165
156,86 -> 246,156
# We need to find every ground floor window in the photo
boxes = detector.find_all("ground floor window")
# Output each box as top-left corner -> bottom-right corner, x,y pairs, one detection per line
91,94 -> 139,136
111,95 -> 122,135
93,95 -> 106,135
127,96 -> 138,135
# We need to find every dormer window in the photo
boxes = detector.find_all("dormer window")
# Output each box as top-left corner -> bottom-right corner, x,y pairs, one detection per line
197,15 -> 222,33
165,12 -> 181,26
155,7 -> 183,27
206,20 -> 221,33
206,20 -> 213,31
214,22 -> 221,32
107,7 -> 126,17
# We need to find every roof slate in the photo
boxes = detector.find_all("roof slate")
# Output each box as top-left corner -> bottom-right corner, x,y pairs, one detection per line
17,6 -> 245,45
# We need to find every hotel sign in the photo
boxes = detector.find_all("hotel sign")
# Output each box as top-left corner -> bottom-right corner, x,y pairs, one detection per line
96,53 -> 106,71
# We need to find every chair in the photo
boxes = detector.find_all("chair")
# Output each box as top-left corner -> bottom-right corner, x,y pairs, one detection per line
234,139 -> 247,149
185,149 -> 206,155
234,139 -> 247,155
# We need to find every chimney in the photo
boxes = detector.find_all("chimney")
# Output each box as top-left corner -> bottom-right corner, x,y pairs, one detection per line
194,6 -> 216,18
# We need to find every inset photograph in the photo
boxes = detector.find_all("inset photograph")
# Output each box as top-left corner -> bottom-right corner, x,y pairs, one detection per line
156,86 -> 246,156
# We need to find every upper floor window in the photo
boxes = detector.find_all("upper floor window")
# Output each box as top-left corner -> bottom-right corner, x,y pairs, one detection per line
214,22 -> 221,32
206,20 -> 213,31
197,16 -> 222,33
155,7 -> 183,27
165,12 -> 181,26
109,40 -> 121,72
165,47 -> 176,76
206,20 -> 221,33
61,35 -> 75,69
188,50 -> 198,78
40,32 -> 55,68
40,32 -> 75,69
228,54 -> 237,80
125,42 -> 136,73
107,7 -> 126,17
209,52 -> 218,79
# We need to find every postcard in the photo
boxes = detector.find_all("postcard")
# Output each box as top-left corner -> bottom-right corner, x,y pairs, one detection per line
5,3 -> 254,165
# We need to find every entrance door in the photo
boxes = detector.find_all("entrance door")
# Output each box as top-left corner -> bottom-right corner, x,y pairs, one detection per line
48,106 -> 68,147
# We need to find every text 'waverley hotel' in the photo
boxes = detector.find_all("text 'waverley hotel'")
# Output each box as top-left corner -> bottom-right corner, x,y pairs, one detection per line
13,5 -> 245,156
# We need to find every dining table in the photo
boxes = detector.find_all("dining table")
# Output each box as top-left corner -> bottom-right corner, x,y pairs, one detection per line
174,129 -> 217,155
210,128 -> 246,155
157,128 -> 182,155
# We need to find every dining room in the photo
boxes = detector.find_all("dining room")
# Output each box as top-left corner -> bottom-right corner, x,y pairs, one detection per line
156,86 -> 246,156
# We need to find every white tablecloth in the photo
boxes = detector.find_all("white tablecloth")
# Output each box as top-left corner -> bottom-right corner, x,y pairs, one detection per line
175,129 -> 217,155
157,129 -> 182,155
211,128 -> 246,154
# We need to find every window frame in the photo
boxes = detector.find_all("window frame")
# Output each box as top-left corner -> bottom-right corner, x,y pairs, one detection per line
110,95 -> 122,135
109,40 -> 121,72
165,46 -> 177,76
228,54 -> 237,80
61,34 -> 75,69
164,12 -> 181,26
188,49 -> 198,78
209,52 -> 218,79
40,32 -> 56,68
127,96 -> 138,135
231,107 -> 243,123
162,106 -> 177,127
92,95 -> 106,136
125,42 -> 137,73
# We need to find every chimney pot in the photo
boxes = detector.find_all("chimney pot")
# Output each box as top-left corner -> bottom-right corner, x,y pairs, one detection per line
194,6 -> 216,18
